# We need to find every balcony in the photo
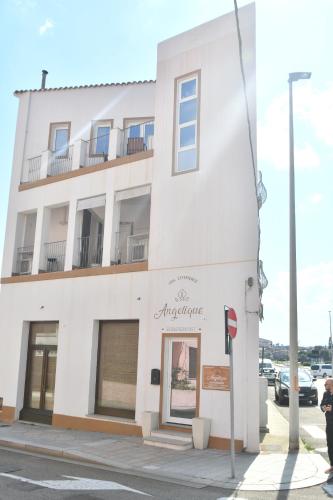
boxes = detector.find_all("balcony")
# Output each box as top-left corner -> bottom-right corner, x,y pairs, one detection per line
48,146 -> 73,176
76,234 -> 103,268
21,120 -> 154,185
43,240 -> 66,272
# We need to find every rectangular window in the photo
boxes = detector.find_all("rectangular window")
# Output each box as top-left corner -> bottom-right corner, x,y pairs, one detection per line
89,120 -> 112,157
124,118 -> 154,154
95,320 -> 139,419
96,126 -> 110,155
174,72 -> 200,174
49,122 -> 70,158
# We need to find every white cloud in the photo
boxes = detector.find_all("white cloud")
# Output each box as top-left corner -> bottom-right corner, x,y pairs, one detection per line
295,85 -> 333,147
309,192 -> 323,205
13,0 -> 37,11
258,92 -> 320,170
258,83 -> 333,170
260,261 -> 333,346
295,144 -> 320,170
39,18 -> 54,36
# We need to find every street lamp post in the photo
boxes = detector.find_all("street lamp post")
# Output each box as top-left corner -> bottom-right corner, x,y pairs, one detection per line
288,71 -> 311,452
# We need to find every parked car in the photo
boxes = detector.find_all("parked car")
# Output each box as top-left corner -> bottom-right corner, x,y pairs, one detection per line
259,358 -> 276,385
311,363 -> 332,378
275,368 -> 318,406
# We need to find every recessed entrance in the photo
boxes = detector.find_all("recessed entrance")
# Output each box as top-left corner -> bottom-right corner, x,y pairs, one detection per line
161,334 -> 200,426
20,322 -> 58,424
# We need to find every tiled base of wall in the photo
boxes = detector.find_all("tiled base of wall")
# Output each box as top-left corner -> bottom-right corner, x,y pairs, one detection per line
52,413 -> 143,437
0,406 -> 16,423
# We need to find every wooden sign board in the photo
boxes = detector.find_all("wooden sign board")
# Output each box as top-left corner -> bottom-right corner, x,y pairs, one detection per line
202,365 -> 230,391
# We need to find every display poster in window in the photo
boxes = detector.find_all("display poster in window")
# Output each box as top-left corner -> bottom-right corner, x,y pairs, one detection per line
202,365 -> 230,391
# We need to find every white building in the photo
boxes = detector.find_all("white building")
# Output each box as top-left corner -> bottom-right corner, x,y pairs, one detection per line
0,4 -> 260,452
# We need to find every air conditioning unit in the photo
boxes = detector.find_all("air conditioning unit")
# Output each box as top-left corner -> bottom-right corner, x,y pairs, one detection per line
131,243 -> 145,262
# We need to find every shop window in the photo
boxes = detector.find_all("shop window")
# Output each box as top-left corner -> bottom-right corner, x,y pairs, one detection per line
95,320 -> 139,419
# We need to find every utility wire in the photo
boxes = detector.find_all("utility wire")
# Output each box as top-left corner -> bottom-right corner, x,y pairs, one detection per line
233,0 -> 258,207
233,0 -> 264,317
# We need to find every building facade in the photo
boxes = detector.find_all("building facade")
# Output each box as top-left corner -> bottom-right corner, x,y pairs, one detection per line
0,4 -> 260,452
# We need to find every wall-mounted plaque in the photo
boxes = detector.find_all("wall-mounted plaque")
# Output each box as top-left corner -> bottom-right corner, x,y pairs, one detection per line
202,365 -> 230,391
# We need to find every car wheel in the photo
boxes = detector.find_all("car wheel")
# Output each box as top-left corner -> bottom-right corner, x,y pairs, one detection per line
274,388 -> 278,402
278,391 -> 284,405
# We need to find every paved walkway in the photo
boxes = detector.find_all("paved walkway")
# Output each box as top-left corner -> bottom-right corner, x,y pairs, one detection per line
0,401 -> 329,491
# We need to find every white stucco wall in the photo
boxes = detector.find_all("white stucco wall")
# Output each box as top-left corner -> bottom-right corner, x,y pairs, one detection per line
0,4 -> 259,451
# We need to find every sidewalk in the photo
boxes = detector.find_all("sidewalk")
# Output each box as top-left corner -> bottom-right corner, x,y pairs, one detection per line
0,401 -> 328,491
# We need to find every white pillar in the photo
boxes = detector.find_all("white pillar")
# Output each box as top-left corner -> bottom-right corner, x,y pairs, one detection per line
31,207 -> 44,274
40,150 -> 51,179
72,141 -> 83,170
38,208 -> 51,272
64,201 -> 78,271
108,129 -> 121,160
102,191 -> 114,267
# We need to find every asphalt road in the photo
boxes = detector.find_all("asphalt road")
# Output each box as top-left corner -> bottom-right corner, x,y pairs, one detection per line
269,377 -> 329,457
0,446 -> 331,500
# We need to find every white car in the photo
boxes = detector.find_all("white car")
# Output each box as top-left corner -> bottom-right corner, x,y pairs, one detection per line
311,363 -> 332,378
259,359 -> 276,384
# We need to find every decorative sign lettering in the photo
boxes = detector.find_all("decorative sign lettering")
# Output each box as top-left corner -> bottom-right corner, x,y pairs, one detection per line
202,366 -> 230,391
154,275 -> 205,321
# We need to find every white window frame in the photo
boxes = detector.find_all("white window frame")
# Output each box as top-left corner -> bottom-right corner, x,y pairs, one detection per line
49,122 -> 71,158
89,120 -> 113,157
124,118 -> 154,150
173,72 -> 200,175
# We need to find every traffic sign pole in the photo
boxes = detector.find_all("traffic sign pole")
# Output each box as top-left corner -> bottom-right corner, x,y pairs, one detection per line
229,334 -> 235,479
225,306 -> 237,479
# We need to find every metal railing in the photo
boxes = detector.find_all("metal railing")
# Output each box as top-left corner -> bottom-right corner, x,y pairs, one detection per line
44,240 -> 66,272
26,155 -> 42,183
15,245 -> 34,275
81,133 -> 110,168
119,120 -> 154,158
48,145 -> 73,177
77,234 -> 103,268
113,231 -> 149,265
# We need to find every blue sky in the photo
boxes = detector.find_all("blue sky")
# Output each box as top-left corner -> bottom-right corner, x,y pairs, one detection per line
0,0 -> 332,346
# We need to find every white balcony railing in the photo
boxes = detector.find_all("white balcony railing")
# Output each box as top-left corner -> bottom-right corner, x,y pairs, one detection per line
48,145 -> 74,177
21,120 -> 155,183
43,240 -> 66,272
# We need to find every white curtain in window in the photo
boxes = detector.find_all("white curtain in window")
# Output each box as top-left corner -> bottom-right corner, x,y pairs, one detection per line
77,194 -> 106,211
115,185 -> 150,202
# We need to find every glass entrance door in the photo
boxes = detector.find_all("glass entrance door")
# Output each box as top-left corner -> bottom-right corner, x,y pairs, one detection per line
163,336 -> 199,425
20,323 -> 58,424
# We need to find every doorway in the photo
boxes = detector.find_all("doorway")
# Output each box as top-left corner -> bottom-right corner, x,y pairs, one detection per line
20,322 -> 58,424
161,334 -> 200,426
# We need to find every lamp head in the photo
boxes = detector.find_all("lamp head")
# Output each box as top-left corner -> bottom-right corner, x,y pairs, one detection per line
288,72 -> 311,83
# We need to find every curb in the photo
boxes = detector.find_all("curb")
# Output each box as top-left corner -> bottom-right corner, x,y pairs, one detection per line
0,437 -> 328,491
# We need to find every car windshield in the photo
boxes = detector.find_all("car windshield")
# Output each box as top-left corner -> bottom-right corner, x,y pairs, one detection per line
259,363 -> 272,368
280,370 -> 311,384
